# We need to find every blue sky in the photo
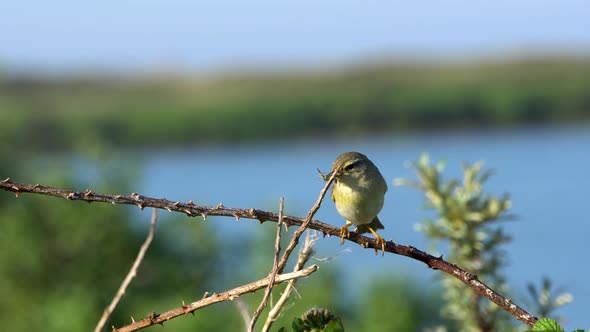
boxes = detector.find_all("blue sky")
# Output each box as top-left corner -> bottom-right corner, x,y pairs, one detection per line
2,0 -> 589,73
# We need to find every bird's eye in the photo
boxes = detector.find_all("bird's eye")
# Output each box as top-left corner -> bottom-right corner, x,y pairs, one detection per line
344,162 -> 356,171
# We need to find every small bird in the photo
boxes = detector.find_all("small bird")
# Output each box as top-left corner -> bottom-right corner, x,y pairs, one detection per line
323,152 -> 388,254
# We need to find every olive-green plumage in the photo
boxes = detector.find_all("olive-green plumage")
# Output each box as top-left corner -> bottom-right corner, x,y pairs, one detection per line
327,152 -> 388,252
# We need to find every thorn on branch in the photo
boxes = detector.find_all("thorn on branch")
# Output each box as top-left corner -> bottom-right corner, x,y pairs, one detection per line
234,213 -> 241,221
184,209 -> 193,216
83,190 -> 94,203
67,192 -> 75,200
33,183 -> 41,189
216,202 -> 224,209
147,311 -> 159,323
173,201 -> 180,207
1,177 -> 10,183
201,213 -> 207,221
187,200 -> 194,205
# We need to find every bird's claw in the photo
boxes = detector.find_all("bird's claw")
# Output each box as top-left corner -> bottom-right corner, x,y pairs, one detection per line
373,234 -> 386,256
339,226 -> 350,244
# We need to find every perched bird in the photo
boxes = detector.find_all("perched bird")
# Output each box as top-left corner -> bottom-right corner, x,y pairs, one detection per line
323,152 -> 388,253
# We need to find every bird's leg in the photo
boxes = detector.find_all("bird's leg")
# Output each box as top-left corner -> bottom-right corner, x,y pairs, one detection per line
367,226 -> 386,256
339,220 -> 353,244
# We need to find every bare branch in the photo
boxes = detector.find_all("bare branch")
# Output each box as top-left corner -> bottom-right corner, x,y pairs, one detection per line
0,179 -> 538,327
249,197 -> 285,331
112,265 -> 319,332
94,208 -> 158,332
262,231 -> 317,332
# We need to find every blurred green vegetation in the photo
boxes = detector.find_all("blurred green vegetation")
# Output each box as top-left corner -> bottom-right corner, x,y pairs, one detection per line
399,156 -> 515,331
398,154 -> 573,331
1,56 -> 589,152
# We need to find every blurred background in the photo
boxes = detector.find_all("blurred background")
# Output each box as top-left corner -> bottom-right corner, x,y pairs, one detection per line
1,0 -> 589,331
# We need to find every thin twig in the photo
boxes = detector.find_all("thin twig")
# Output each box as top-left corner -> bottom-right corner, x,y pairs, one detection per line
262,231 -> 317,332
0,179 -> 539,327
234,299 -> 251,332
94,208 -> 158,332
112,265 -> 319,332
249,197 -> 285,332
275,165 -> 340,275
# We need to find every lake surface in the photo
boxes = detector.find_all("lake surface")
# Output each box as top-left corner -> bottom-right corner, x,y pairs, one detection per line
139,124 -> 590,329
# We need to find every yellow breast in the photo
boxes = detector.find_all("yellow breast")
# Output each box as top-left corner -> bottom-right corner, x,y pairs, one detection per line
332,181 -> 384,226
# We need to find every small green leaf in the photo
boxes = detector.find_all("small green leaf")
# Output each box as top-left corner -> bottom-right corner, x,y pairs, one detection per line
531,318 -> 564,332
322,320 -> 345,332
418,152 -> 430,167
292,318 -> 305,332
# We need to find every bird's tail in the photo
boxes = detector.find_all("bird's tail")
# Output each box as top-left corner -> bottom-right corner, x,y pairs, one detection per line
355,216 -> 384,234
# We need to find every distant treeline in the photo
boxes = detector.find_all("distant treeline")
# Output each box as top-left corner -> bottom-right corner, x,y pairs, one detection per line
2,56 -> 590,151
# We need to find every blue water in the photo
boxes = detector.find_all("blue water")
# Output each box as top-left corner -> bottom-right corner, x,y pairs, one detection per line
139,124 -> 590,329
